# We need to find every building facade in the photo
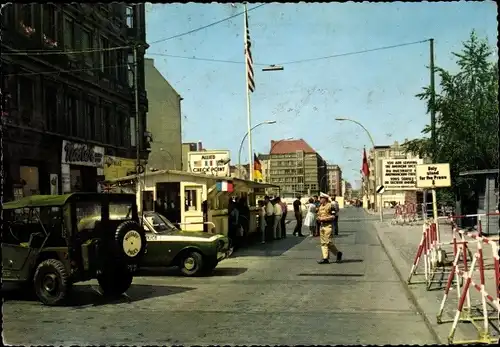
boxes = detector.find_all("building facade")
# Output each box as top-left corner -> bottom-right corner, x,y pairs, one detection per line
326,164 -> 342,196
268,139 -> 327,197
1,4 -> 149,200
145,58 -> 182,171
181,142 -> 202,171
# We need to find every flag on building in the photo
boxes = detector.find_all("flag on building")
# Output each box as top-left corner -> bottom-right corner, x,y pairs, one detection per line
362,148 -> 370,177
193,160 -> 202,168
216,180 -> 234,193
244,8 -> 255,93
253,153 -> 263,182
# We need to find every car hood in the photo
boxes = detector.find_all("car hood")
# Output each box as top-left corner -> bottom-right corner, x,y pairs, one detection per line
176,231 -> 225,239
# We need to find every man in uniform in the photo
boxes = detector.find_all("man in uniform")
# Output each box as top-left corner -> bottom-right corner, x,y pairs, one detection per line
316,193 -> 343,264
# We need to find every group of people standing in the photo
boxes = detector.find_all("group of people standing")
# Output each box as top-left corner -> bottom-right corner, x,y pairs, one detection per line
258,196 -> 288,243
228,197 -> 250,251
294,193 -> 343,264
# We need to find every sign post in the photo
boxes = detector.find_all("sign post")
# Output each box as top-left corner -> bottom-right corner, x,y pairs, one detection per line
376,185 -> 385,221
416,163 -> 452,243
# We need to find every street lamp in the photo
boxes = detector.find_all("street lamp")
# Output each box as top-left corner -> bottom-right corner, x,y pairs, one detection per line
262,65 -> 284,72
238,120 -> 276,179
335,117 -> 379,216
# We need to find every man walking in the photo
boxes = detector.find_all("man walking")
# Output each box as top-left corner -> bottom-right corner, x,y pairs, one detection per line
293,195 -> 304,237
273,197 -> 282,240
316,193 -> 343,264
279,198 -> 288,238
331,194 -> 340,235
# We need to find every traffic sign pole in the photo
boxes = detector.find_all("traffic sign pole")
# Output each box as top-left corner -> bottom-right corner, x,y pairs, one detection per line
376,185 -> 385,222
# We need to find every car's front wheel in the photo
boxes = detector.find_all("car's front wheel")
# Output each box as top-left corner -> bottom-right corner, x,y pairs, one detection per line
97,270 -> 133,297
179,251 -> 204,276
33,259 -> 70,306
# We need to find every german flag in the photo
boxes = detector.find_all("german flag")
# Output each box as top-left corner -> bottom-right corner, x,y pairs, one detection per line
253,153 -> 263,182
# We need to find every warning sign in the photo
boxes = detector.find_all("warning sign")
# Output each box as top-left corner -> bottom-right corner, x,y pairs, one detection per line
382,159 -> 423,190
415,163 -> 451,188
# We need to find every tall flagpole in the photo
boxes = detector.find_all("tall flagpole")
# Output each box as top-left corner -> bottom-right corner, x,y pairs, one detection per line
244,3 -> 253,181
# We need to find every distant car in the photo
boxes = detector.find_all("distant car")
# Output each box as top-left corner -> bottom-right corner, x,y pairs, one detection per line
141,211 -> 232,276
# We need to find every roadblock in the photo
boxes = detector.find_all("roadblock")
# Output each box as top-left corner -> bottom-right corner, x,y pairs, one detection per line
434,216 -> 500,344
391,202 -> 418,226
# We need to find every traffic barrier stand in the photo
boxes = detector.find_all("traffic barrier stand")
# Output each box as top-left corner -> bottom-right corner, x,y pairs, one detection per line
441,231 -> 500,344
391,204 -> 404,225
407,220 -> 455,290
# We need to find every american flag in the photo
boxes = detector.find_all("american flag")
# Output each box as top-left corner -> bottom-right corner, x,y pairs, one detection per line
244,9 -> 255,93
193,160 -> 202,168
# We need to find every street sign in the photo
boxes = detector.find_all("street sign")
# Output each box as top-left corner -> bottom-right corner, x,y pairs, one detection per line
416,163 -> 451,188
376,185 -> 385,194
382,159 -> 423,190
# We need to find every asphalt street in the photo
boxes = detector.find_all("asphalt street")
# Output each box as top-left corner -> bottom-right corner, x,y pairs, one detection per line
2,207 -> 438,345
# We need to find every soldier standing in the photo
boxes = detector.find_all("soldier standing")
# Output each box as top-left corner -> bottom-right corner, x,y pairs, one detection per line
316,193 -> 343,264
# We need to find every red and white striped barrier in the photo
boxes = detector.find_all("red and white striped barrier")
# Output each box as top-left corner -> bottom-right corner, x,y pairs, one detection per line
391,202 -> 419,226
435,217 -> 500,344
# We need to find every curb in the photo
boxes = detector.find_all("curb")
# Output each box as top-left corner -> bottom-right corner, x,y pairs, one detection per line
372,221 -> 442,344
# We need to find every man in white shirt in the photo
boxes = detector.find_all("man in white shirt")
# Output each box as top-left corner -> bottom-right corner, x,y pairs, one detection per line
273,197 -> 283,240
264,196 -> 274,241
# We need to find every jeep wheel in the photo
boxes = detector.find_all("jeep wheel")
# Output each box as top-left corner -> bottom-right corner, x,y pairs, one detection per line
179,251 -> 204,277
97,271 -> 133,297
33,259 -> 70,306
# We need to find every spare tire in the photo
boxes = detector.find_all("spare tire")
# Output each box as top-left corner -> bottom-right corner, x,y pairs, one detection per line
113,220 -> 147,264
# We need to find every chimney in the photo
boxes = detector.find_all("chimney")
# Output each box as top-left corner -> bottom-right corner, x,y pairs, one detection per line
198,141 -> 202,151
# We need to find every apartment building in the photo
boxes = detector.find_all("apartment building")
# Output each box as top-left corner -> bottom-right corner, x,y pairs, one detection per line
268,139 -> 327,197
1,4 -> 148,200
326,164 -> 342,196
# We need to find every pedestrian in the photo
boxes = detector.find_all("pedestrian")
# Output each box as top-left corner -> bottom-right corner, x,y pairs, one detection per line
273,197 -> 282,240
258,200 -> 267,244
331,194 -> 340,236
228,198 -> 241,250
304,197 -> 317,236
279,198 -> 288,238
264,195 -> 274,241
313,195 -> 320,237
316,193 -> 343,264
293,195 -> 304,237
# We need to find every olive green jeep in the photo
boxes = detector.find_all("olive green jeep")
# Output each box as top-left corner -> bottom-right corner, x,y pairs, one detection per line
1,192 -> 147,305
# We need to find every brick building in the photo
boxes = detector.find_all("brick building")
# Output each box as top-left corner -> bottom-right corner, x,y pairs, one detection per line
268,139 -> 327,196
1,4 -> 149,201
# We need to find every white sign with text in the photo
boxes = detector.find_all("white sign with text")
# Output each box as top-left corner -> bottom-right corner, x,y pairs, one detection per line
187,150 -> 230,177
382,158 -> 423,190
416,163 -> 451,188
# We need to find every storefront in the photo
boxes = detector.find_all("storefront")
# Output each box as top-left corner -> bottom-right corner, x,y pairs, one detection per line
60,140 -> 105,194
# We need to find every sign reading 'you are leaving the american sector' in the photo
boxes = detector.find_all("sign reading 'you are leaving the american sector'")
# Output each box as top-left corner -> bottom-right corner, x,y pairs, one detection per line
382,158 -> 423,190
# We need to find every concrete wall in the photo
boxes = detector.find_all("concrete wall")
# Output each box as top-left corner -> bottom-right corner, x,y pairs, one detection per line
145,58 -> 182,171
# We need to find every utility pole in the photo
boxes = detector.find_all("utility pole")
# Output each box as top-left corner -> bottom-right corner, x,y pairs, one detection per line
429,38 -> 436,158
133,43 -> 142,209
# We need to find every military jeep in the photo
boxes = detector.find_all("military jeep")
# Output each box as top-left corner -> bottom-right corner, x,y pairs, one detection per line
1,193 -> 147,305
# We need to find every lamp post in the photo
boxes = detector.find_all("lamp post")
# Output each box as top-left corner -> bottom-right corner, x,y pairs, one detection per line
268,137 -> 293,195
335,118 -> 381,220
238,120 -> 276,179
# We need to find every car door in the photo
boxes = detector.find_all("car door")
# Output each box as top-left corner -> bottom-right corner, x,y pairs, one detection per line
142,220 -> 176,267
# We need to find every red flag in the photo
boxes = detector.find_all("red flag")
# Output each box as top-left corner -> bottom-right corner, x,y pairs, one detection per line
362,148 -> 370,177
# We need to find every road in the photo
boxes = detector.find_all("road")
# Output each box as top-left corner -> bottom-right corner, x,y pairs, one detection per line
2,208 -> 438,345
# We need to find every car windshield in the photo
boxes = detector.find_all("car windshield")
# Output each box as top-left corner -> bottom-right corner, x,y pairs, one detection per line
144,212 -> 178,234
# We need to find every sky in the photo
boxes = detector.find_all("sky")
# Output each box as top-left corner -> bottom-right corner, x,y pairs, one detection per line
144,1 -> 497,188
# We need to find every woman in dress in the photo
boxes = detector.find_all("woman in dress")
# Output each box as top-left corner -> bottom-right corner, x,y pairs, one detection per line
303,197 -> 317,236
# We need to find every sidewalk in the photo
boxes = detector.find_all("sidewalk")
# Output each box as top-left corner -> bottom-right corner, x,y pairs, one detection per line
371,218 -> 485,344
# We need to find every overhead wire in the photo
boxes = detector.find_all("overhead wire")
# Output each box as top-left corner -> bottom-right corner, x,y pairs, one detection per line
148,3 -> 267,45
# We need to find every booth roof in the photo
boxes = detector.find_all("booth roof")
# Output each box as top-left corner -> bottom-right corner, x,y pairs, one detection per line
105,169 -> 279,189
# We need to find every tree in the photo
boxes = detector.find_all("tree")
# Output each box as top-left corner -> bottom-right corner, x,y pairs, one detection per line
403,31 -> 499,204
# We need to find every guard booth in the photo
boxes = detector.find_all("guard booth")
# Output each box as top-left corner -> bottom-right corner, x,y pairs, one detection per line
102,169 -> 278,236
457,169 -> 499,235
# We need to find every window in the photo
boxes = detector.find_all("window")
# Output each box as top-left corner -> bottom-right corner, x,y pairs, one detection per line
20,166 -> 39,197
19,77 -> 34,124
116,50 -> 125,81
184,188 -> 199,212
75,202 -> 102,232
86,102 -> 96,140
80,28 -> 92,65
100,37 -> 110,73
130,116 -> 136,146
42,4 -> 57,43
102,106 -> 114,145
127,52 -> 134,87
125,6 -> 134,28
109,203 -> 133,220
66,94 -> 79,137
44,84 -> 58,132
95,107 -> 103,143
64,18 -> 75,49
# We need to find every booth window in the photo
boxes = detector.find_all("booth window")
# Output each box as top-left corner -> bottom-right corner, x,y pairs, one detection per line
184,187 -> 199,212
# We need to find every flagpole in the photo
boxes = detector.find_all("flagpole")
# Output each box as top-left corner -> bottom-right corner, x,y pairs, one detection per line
244,2 -> 253,181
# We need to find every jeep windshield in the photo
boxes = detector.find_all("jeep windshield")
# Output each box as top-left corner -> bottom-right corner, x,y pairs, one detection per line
143,212 -> 179,234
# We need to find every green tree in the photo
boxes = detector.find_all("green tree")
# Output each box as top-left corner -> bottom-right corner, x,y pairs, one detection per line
404,31 -> 499,204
